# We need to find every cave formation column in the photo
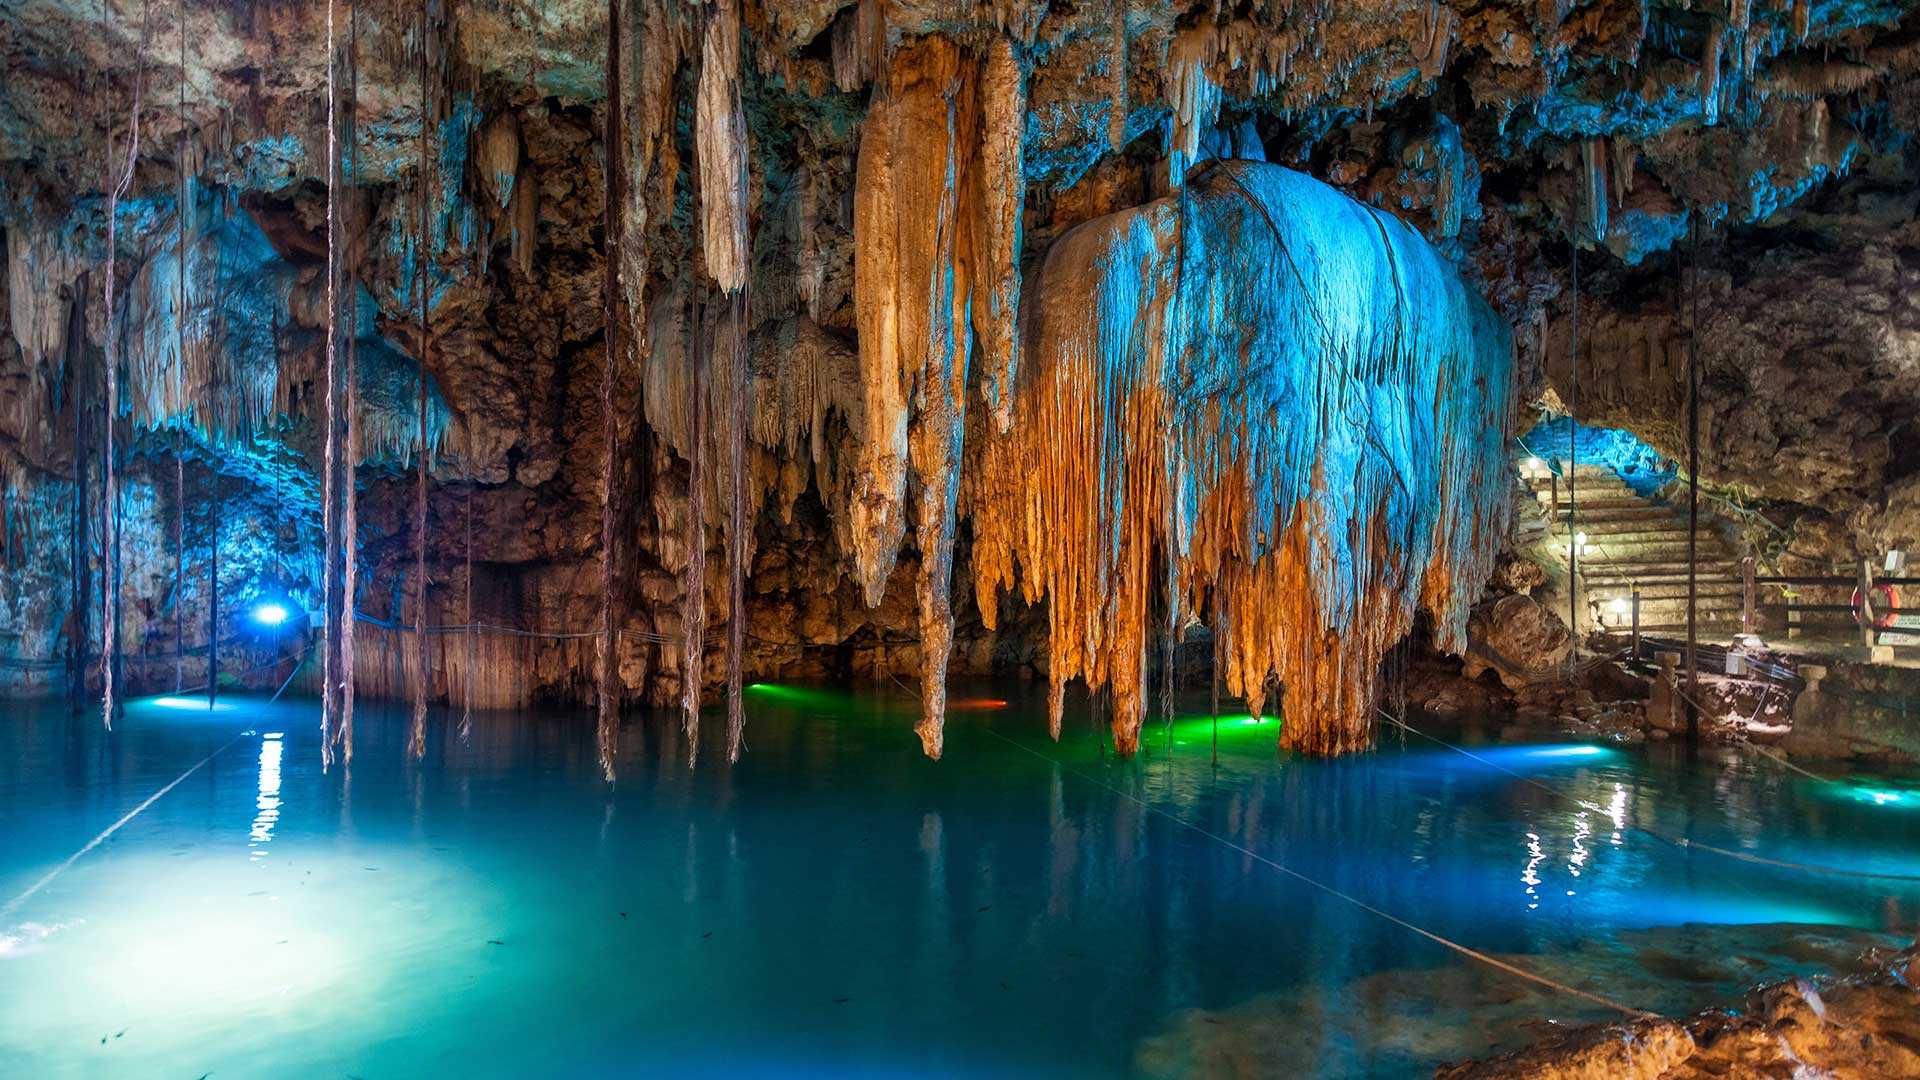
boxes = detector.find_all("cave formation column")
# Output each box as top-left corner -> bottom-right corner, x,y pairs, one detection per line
852,34 -> 1024,758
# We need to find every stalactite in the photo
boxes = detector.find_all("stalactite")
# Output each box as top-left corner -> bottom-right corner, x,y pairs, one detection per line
692,0 -> 754,763
619,0 -> 684,347
974,37 -> 1024,434
340,0 -> 361,765
409,0 -> 433,763
171,0 -> 187,697
207,458 -> 218,708
1703,25 -> 1723,125
1210,582 -> 1224,764
611,4 -> 676,729
320,0 -> 342,766
66,282 -> 90,709
854,35 -> 1044,755
205,185 -> 232,712
1580,137 -> 1609,245
1167,28 -> 1222,186
966,162 -> 1513,755
1414,0 -> 1454,82
1610,137 -> 1635,204
830,0 -> 883,93
462,479 -> 474,742
724,290 -> 748,762
797,166 -> 823,322
695,0 -> 748,294
64,278 -> 90,707
172,434 -> 184,692
596,0 -> 625,783
101,0 -> 153,731
853,37 -> 972,756
682,291 -> 708,764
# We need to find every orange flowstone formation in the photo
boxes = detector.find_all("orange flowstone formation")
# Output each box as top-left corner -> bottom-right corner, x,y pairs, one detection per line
955,162 -> 1513,755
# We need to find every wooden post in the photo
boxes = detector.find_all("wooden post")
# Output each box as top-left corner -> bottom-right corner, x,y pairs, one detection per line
1858,557 -> 1874,648
1741,553 -> 1756,636
1630,587 -> 1641,662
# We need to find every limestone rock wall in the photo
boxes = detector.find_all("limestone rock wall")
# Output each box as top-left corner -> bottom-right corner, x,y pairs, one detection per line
0,0 -> 1915,753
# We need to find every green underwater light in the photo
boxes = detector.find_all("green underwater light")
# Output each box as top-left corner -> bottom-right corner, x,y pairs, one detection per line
1155,713 -> 1281,750
741,682 -> 855,711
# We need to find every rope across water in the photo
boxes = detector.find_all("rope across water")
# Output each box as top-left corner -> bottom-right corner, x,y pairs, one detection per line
1375,710 -> 1920,883
982,726 -> 1659,1020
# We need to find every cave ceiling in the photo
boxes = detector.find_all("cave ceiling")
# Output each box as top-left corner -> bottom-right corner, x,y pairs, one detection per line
3,0 -> 1919,741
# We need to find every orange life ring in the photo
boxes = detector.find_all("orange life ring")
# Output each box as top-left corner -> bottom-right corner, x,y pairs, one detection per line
1853,583 -> 1899,628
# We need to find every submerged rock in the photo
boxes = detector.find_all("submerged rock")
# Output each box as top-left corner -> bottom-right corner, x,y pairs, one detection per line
1437,941 -> 1920,1079
1134,923 -> 1909,1079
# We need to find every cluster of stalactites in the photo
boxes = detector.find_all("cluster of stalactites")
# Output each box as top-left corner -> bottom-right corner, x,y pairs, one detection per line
966,162 -> 1514,755
695,0 -> 749,296
851,33 -> 1026,757
5,204 -> 444,462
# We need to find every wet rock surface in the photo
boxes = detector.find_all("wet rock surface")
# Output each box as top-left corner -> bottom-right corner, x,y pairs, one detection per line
1133,924 -> 1913,1079
1436,939 -> 1920,1079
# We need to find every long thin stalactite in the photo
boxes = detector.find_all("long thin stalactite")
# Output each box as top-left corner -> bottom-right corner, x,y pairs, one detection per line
340,0 -> 361,764
101,0 -> 153,730
409,0 -> 433,761
320,0 -> 342,765
682,286 -> 707,765
724,289 -> 747,763
697,0 -> 751,764
172,0 -> 188,696
595,0 -> 625,782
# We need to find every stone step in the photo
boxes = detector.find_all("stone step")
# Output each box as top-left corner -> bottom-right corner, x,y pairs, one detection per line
1530,461 -> 1634,478
1582,569 -> 1744,587
1527,471 -> 1639,486
1618,622 -> 1746,637
1552,524 -> 1727,544
1619,602 -> 1746,620
1587,581 -> 1746,601
1530,470 -> 1639,484
1541,507 -> 1687,526
1536,495 -> 1647,509
1575,543 -> 1739,559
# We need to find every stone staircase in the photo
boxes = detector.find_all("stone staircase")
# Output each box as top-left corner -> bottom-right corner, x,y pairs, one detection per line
1522,461 -> 1748,640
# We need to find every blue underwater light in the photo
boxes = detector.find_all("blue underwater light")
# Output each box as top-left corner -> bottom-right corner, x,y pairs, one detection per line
1524,745 -> 1607,759
251,602 -> 290,628
152,696 -> 207,710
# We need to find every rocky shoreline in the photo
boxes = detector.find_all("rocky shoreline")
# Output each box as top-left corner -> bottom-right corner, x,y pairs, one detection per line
1436,941 -> 1920,1078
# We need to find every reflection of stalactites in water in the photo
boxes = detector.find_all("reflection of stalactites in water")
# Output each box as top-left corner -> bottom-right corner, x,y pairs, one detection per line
920,811 -> 948,934
1047,765 -> 1078,919
248,734 -> 283,859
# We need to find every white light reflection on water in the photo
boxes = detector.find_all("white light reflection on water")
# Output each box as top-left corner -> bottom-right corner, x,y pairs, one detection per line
1521,830 -> 1543,910
1568,811 -> 1590,896
249,733 -> 283,858
1608,783 -> 1628,846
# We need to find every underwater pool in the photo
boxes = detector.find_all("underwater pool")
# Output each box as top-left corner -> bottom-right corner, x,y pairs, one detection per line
3,682 -> 1917,1077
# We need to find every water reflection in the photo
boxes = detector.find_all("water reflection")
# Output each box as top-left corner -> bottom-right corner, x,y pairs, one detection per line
2,685 -> 1918,1079
248,732 -> 283,858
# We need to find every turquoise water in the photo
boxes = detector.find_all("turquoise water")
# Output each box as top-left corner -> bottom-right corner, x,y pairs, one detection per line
3,682 -> 1918,1077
